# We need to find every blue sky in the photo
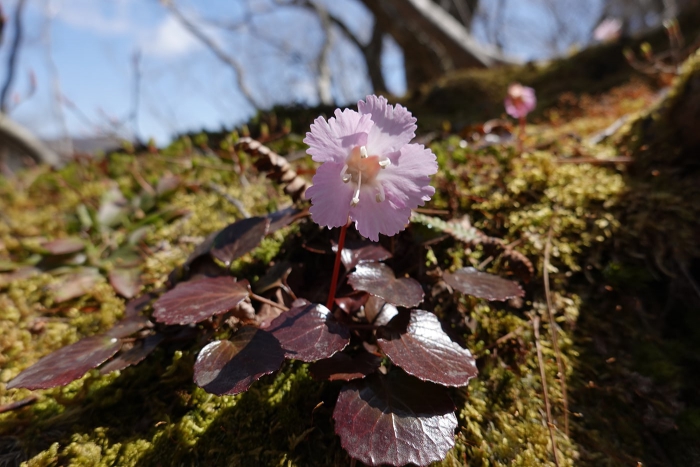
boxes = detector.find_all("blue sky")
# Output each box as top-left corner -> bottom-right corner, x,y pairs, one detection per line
2,0 -> 605,145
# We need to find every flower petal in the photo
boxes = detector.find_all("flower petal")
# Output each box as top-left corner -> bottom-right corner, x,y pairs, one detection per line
505,85 -> 536,119
350,196 -> 412,242
358,95 -> 416,156
306,162 -> 354,228
378,144 -> 437,209
304,109 -> 372,163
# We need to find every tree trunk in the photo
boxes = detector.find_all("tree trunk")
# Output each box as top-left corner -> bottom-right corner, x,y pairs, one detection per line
0,114 -> 61,167
358,0 -> 519,90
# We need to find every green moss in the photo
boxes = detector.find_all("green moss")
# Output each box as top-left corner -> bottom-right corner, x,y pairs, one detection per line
2,40 -> 700,467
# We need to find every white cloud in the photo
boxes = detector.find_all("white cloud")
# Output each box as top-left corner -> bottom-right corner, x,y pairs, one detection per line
51,0 -> 135,35
142,16 -> 201,59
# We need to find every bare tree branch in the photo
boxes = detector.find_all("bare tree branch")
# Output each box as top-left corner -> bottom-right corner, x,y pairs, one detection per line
1,0 -> 27,113
288,0 -> 387,93
0,3 -> 6,48
289,0 -> 334,104
448,0 -> 475,28
129,49 -> 142,142
161,0 -> 263,110
490,0 -> 507,52
314,5 -> 334,105
42,3 -> 72,156
364,23 -> 387,94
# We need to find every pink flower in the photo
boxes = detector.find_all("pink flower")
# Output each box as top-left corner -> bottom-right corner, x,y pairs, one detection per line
304,95 -> 437,242
594,18 -> 622,42
504,83 -> 536,119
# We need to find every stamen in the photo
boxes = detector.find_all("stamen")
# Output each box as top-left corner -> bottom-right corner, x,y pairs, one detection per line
340,164 -> 351,183
360,146 -> 368,158
351,172 -> 362,206
375,184 -> 385,203
378,157 -> 391,168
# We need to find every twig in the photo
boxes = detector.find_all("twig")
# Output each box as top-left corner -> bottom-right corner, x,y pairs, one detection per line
677,258 -> 700,302
249,292 -> 289,312
131,166 -> 155,196
477,255 -> 494,269
42,5 -> 72,157
556,157 -> 632,165
0,3 -> 6,48
207,182 -> 251,218
162,0 -> 262,110
0,0 -> 26,113
413,207 -> 450,215
148,153 -> 240,172
129,49 -> 142,141
475,325 -> 524,357
543,223 -> 570,436
532,314 -> 561,467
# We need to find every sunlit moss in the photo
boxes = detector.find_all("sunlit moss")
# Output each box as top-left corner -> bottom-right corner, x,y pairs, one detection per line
1,46 -> 699,467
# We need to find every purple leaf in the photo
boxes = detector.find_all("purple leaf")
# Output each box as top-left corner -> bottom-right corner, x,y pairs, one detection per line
193,327 -> 284,395
109,267 -> 141,298
334,291 -> 369,314
104,315 -> 152,338
334,240 -> 392,271
187,256 -> 229,281
124,292 -> 157,318
210,217 -> 270,266
268,303 -> 350,361
364,295 -> 399,327
100,334 -> 164,374
333,371 -> 457,467
7,335 -> 122,390
347,263 -> 424,308
443,267 -> 524,301
253,261 -> 292,294
267,206 -> 305,234
377,310 -> 477,387
183,231 -> 218,272
41,238 -> 85,255
50,270 -> 100,303
309,352 -> 381,381
152,276 -> 249,325
0,267 -> 39,288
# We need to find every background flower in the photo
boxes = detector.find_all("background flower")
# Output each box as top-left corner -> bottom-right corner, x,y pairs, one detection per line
504,83 -> 537,119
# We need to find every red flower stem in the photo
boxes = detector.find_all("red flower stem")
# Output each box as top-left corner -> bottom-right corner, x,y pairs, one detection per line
326,222 -> 348,310
518,116 -> 526,153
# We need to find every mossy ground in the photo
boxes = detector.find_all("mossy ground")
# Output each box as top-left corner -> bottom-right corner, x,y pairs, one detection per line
1,45 -> 700,466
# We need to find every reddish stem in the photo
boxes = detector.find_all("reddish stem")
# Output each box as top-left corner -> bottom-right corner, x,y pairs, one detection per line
326,222 -> 348,310
518,116 -> 526,153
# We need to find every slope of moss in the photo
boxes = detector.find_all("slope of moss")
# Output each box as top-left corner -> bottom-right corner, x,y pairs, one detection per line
1,48 -> 699,467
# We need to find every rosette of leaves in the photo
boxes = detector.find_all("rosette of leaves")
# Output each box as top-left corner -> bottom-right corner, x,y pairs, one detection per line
9,209 -> 524,467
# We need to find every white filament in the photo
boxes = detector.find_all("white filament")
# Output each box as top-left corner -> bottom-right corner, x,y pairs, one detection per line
351,171 -> 362,206
340,164 -> 351,183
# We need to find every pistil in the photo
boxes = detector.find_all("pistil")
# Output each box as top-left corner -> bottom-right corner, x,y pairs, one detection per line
375,184 -> 385,202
